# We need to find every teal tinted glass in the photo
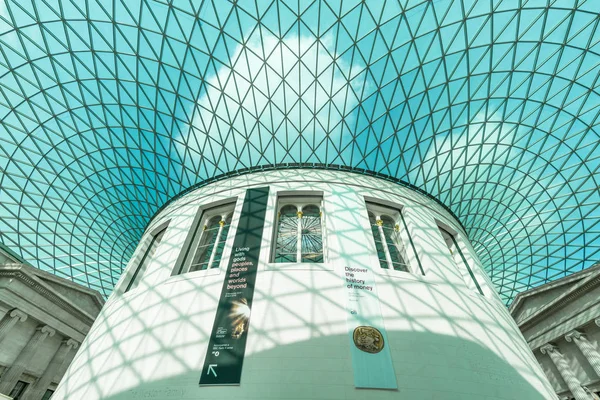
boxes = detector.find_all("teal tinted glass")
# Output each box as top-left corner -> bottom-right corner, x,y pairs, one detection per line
0,1 -> 598,303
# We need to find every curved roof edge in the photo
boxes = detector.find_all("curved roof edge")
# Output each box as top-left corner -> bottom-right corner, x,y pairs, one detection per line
144,163 -> 466,235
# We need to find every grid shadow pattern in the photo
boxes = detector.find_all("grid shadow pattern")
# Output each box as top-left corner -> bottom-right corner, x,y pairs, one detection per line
0,0 -> 598,303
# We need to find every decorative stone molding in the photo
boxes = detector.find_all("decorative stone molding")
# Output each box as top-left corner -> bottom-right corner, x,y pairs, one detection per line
540,343 -> 591,400
518,274 -> 600,332
564,329 -> 600,378
39,325 -> 56,337
0,308 -> 28,344
20,335 -> 81,400
8,309 -> 27,322
565,330 -> 583,342
595,318 -> 600,327
65,338 -> 79,349
0,267 -> 96,325
540,343 -> 557,355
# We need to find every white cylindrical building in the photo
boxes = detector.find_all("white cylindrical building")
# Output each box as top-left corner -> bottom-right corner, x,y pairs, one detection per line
53,169 -> 557,399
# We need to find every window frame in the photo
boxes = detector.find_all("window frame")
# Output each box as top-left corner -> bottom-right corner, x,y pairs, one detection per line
365,201 -> 424,276
122,221 -> 169,294
271,194 -> 326,265
9,380 -> 29,400
172,200 -> 237,276
437,222 -> 484,296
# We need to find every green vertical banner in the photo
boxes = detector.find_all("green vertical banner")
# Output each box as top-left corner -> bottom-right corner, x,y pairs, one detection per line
199,187 -> 269,386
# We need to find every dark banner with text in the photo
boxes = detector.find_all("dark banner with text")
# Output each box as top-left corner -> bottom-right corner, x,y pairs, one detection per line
199,187 -> 269,386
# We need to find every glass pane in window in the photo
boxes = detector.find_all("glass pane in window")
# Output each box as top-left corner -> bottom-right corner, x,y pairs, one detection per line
42,389 -> 54,400
10,381 -> 28,400
126,228 -> 166,292
274,205 -> 298,263
189,216 -> 222,271
211,214 -> 233,268
300,205 -> 323,263
381,215 -> 409,272
369,212 -> 388,269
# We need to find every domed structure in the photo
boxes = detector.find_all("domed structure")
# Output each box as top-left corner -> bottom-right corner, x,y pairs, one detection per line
54,170 -> 555,399
0,0 -> 598,306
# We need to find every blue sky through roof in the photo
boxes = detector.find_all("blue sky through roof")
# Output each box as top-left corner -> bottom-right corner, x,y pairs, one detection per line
0,0 -> 598,303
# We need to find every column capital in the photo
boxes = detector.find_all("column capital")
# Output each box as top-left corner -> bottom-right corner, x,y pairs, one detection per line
9,309 -> 27,322
38,325 -> 56,337
595,318 -> 600,328
64,338 -> 79,349
565,330 -> 584,342
540,343 -> 558,355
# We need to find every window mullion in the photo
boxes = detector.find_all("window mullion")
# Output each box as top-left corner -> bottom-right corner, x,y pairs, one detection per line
207,219 -> 225,269
377,216 -> 394,269
296,209 -> 302,263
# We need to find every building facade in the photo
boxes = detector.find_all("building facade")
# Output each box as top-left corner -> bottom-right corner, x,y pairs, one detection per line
54,170 -> 556,400
510,263 -> 600,400
0,247 -> 104,400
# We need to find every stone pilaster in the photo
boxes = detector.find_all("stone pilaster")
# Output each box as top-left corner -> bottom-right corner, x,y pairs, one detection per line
21,338 -> 79,400
0,309 -> 27,344
565,331 -> 600,377
0,325 -> 55,396
540,344 -> 592,400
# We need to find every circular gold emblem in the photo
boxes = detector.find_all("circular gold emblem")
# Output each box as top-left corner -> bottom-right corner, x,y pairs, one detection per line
353,326 -> 384,354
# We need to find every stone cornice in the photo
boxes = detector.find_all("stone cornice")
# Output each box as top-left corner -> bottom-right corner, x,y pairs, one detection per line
0,266 -> 96,325
518,271 -> 600,332
25,264 -> 105,309
509,262 -> 600,315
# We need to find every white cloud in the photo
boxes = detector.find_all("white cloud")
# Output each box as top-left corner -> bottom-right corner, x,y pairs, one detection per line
185,32 -> 366,168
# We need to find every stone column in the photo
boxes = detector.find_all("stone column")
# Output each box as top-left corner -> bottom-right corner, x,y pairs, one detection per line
565,331 -> 600,377
540,344 -> 592,400
21,338 -> 79,400
0,309 -> 27,344
0,325 -> 55,396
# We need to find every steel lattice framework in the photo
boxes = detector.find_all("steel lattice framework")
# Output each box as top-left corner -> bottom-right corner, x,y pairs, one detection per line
0,0 -> 599,303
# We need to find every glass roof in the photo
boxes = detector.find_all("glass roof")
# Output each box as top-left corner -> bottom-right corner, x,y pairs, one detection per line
0,0 -> 598,304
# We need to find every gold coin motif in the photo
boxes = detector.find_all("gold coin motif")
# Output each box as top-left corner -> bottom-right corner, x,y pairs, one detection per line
352,326 -> 384,354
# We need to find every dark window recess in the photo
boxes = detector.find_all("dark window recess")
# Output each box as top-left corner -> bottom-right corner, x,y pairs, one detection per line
9,380 -> 29,400
125,227 -> 166,292
438,226 -> 484,296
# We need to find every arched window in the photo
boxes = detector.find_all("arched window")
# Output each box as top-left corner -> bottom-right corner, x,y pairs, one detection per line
171,202 -> 237,276
367,204 -> 412,273
274,205 -> 298,263
274,199 -> 324,263
189,212 -> 233,272
300,205 -> 323,262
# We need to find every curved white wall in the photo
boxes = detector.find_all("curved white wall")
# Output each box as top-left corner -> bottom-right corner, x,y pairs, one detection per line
53,169 -> 557,400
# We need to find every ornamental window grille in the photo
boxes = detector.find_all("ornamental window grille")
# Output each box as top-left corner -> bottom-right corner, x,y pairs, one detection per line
187,207 -> 234,272
273,198 -> 324,263
125,226 -> 167,293
438,225 -> 484,296
366,203 -> 412,273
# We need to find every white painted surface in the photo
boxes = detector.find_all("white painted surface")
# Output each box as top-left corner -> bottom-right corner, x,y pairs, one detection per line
54,170 -> 557,399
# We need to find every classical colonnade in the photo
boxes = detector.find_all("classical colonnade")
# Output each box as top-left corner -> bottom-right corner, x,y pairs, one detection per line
540,319 -> 600,400
0,309 -> 78,399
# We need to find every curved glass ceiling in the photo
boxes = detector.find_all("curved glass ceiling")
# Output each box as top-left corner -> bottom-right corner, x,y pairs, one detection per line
0,0 -> 598,304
